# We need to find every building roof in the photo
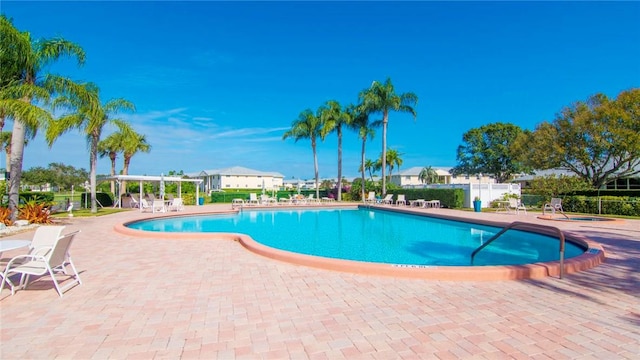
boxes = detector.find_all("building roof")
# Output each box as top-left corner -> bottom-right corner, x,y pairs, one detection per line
186,166 -> 285,178
395,167 -> 452,176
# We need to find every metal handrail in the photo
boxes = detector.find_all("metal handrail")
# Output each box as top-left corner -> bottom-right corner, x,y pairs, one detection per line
470,221 -> 567,279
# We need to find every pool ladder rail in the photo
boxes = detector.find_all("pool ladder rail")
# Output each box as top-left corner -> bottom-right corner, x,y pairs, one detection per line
470,221 -> 567,279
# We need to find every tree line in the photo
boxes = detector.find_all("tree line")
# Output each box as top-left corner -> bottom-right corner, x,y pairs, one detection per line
452,88 -> 640,190
0,15 -> 151,219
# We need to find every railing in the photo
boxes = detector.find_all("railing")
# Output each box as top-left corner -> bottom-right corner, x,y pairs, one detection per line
470,221 -> 567,279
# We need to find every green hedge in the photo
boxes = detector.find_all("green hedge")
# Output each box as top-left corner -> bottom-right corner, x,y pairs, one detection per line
386,189 -> 465,209
210,190 -> 329,203
561,195 -> 640,216
80,192 -> 114,208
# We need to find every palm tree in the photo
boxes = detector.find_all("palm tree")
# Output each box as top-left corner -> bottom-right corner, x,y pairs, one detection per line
364,159 -> 379,181
320,100 -> 352,201
46,82 -> 134,213
283,108 -> 325,200
121,129 -> 151,195
419,166 -> 439,184
0,15 -> 85,220
98,122 -> 133,194
385,148 -> 403,181
348,104 -> 375,201
0,131 -> 28,174
359,78 -> 417,196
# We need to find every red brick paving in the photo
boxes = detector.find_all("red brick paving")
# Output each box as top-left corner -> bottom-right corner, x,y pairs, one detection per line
1,204 -> 639,359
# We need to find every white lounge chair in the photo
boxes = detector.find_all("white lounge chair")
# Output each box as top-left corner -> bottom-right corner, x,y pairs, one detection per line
306,194 -> 320,205
152,200 -> 166,213
1,231 -> 82,297
129,195 -> 140,208
381,194 -> 394,205
260,194 -> 277,206
140,199 -> 152,212
365,191 -> 376,204
543,198 -> 563,215
396,194 -> 406,206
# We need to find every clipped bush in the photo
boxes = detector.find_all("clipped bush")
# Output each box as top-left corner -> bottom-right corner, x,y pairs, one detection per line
0,207 -> 12,226
19,191 -> 55,204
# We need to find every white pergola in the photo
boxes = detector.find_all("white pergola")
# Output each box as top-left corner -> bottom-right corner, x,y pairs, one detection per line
101,174 -> 204,209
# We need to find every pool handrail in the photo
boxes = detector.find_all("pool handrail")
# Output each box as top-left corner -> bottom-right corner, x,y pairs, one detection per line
470,221 -> 567,279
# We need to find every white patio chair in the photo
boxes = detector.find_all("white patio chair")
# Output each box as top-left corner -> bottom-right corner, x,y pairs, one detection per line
396,194 -> 407,206
543,198 -> 563,215
509,198 -> 527,214
365,191 -> 376,204
140,199 -> 152,212
247,193 -> 260,206
1,231 -> 82,297
152,200 -> 166,213
168,198 -> 184,211
381,194 -> 394,205
129,195 -> 140,208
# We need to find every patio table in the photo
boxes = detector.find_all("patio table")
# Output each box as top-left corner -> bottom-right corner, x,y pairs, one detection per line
0,239 -> 31,293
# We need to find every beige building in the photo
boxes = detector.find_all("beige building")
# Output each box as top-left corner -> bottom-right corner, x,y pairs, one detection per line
186,166 -> 284,193
390,167 -> 496,187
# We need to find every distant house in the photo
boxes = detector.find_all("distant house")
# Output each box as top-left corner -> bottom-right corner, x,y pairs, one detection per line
185,166 -> 284,193
390,167 -> 495,187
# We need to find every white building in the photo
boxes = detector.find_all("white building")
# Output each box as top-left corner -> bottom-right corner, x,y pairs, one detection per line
390,166 -> 496,187
185,166 -> 284,193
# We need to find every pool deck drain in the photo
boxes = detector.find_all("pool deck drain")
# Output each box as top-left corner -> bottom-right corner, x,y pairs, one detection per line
1,204 -> 639,358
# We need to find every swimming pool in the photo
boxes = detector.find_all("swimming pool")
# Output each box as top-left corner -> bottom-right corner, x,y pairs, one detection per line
126,208 -> 586,267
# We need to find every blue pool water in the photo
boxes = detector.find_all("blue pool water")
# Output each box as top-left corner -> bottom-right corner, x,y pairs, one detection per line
127,208 -> 586,266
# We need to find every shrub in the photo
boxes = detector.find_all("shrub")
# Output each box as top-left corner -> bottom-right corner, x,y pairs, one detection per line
18,201 -> 54,224
0,207 -> 11,226
80,192 -> 114,208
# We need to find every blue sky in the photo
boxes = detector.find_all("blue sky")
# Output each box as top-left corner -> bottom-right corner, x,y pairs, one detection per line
3,1 -> 639,180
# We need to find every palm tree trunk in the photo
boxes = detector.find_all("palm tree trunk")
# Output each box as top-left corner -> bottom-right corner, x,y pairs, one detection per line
121,156 -> 131,197
337,126 -> 342,201
8,120 -> 26,222
381,112 -> 388,196
360,137 -> 366,202
109,152 -> 116,194
89,136 -> 98,213
312,139 -> 319,200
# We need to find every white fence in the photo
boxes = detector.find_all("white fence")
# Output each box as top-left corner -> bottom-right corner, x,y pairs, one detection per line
414,183 -> 521,208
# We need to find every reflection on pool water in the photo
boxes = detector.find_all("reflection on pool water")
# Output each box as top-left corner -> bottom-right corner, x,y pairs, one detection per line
127,208 -> 586,266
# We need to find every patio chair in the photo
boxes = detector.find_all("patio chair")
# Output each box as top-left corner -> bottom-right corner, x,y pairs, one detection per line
247,193 -> 260,206
381,194 -> 394,205
1,230 -> 82,297
365,191 -> 376,204
543,198 -> 563,215
140,199 -> 152,212
396,194 -> 406,206
129,194 -> 140,208
306,194 -> 320,205
509,198 -> 527,214
168,198 -> 184,211
152,200 -> 166,213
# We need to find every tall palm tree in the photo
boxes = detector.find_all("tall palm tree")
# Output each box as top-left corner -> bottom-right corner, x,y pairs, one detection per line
359,78 -> 418,196
283,108 -> 324,200
121,130 -> 151,195
320,100 -> 352,201
0,15 -> 85,220
419,166 -> 439,184
385,148 -> 403,181
0,131 -> 28,174
348,104 -> 375,201
46,82 -> 134,213
98,121 -> 133,194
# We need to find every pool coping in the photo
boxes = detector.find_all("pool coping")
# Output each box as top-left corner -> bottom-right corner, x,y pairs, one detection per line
113,206 -> 605,281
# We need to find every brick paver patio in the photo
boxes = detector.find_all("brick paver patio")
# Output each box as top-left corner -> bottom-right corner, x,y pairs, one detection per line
1,204 -> 638,359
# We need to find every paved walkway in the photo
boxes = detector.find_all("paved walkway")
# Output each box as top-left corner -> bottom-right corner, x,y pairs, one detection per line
1,204 -> 638,359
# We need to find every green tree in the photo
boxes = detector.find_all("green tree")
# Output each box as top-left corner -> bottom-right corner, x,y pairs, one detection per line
46,82 -> 134,213
98,121 -> 134,194
453,122 -> 528,183
528,174 -> 592,200
0,15 -> 85,220
283,108 -> 326,200
121,129 -> 151,195
320,100 -> 352,201
520,89 -> 640,188
348,104 -> 375,202
359,78 -> 418,196
384,148 -> 403,181
364,159 -> 379,181
419,166 -> 439,184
